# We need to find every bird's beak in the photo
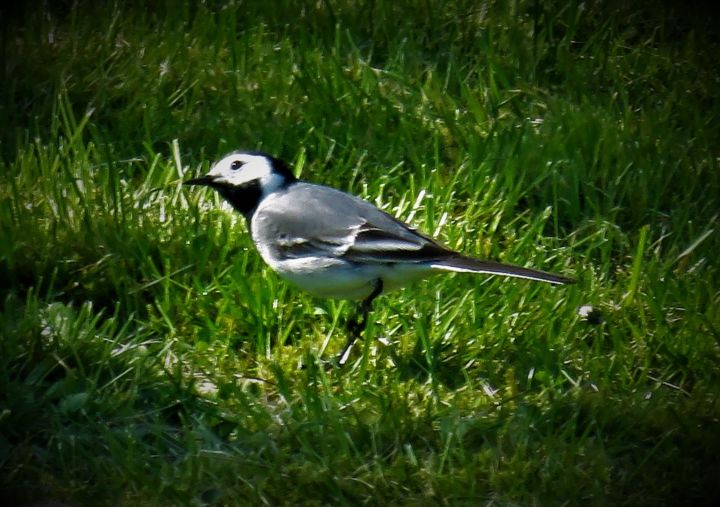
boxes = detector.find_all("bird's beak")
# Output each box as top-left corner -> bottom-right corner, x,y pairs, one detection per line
183,174 -> 217,187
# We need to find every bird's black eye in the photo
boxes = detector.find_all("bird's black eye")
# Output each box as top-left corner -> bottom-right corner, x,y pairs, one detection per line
230,160 -> 244,171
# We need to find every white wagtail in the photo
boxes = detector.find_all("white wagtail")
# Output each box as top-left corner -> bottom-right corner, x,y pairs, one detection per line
185,151 -> 574,364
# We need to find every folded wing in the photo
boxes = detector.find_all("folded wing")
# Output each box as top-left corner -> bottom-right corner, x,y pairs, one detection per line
255,182 -> 574,284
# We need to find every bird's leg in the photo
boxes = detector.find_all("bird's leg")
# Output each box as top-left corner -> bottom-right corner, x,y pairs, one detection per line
337,279 -> 383,366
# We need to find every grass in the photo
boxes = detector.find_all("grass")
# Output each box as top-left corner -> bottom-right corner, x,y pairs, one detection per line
1,0 -> 719,504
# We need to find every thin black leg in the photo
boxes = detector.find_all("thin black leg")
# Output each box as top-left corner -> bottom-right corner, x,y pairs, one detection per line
337,279 -> 383,365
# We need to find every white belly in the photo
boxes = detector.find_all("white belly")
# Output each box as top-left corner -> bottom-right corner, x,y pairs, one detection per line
270,256 -> 434,300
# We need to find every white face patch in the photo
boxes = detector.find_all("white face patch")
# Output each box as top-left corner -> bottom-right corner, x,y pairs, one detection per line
207,152 -> 286,197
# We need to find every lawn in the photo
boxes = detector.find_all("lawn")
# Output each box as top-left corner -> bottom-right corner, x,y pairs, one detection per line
1,1 -> 719,505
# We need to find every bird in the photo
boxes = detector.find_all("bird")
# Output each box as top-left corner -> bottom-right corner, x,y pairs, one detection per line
184,151 -> 574,364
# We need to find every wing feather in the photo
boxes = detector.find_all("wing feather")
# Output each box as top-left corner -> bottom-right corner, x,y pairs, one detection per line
256,183 -> 453,264
341,224 -> 452,263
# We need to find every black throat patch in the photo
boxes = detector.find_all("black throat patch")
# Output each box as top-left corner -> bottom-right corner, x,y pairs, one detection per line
216,181 -> 263,218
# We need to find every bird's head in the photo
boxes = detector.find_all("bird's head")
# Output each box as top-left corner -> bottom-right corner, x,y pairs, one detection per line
184,151 -> 296,216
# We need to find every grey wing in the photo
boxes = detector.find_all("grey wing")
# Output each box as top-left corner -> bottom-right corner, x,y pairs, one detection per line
254,182 -> 453,263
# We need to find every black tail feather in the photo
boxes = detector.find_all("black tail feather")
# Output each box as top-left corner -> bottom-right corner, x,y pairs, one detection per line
432,255 -> 575,285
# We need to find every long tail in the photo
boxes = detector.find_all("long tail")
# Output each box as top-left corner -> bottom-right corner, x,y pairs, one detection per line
431,255 -> 575,285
